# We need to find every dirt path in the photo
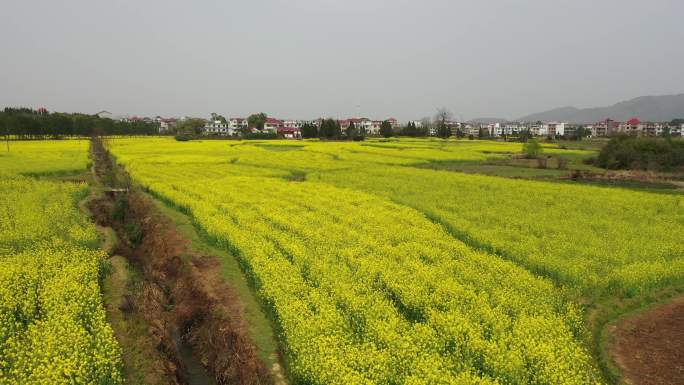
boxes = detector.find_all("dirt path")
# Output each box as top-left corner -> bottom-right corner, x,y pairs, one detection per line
609,295 -> 684,385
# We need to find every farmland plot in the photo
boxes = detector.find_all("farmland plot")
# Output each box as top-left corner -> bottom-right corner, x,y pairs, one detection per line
109,138 -> 612,384
0,142 -> 122,385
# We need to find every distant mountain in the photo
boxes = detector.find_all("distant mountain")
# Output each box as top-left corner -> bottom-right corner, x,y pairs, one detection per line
468,117 -> 509,124
518,94 -> 684,123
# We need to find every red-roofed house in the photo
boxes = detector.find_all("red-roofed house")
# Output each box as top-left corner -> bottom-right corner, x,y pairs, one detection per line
277,127 -> 301,139
264,118 -> 284,133
620,117 -> 642,135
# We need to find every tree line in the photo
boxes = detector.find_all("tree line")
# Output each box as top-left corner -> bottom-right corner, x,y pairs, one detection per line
0,108 -> 159,139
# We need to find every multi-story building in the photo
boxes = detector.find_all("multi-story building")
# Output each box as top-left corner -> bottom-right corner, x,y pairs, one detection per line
642,122 -> 663,137
157,118 -> 178,133
204,119 -> 235,136
229,118 -> 248,132
672,123 -> 684,136
592,119 -> 620,137
545,122 -> 566,137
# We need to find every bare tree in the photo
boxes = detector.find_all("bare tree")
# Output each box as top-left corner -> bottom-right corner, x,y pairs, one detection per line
435,107 -> 453,138
435,107 -> 453,126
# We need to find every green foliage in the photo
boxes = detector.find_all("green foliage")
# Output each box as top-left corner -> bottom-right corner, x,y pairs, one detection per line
437,123 -> 451,138
243,132 -> 278,140
346,122 -> 357,139
175,118 -> 206,136
124,222 -> 143,246
319,118 -> 342,139
300,123 -> 318,139
247,113 -> 267,131
400,121 -> 416,136
379,120 -> 393,138
597,136 -> 684,171
0,107 -> 158,138
574,126 -> 590,140
523,138 -> 543,158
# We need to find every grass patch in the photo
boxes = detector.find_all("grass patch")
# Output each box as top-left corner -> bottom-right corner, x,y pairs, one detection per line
254,143 -> 305,152
414,160 -> 569,178
102,255 -> 167,385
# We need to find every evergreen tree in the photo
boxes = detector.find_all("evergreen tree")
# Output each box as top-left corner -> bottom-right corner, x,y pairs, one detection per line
437,122 -> 451,139
347,122 -> 357,139
380,120 -> 393,138
301,123 -> 318,138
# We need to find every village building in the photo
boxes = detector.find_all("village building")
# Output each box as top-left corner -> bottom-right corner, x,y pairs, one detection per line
229,118 -> 248,132
204,119 -> 235,136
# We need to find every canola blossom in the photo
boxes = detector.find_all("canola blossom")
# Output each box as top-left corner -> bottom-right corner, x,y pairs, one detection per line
110,137 -> 605,384
0,142 -> 122,385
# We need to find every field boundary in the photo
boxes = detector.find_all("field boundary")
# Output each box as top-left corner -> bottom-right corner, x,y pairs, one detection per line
90,137 -> 273,385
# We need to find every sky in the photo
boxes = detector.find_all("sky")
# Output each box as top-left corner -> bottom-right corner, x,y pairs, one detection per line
1,0 -> 683,121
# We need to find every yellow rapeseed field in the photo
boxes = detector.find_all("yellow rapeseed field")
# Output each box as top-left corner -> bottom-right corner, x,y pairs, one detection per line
109,137 -> 626,384
0,141 -> 122,385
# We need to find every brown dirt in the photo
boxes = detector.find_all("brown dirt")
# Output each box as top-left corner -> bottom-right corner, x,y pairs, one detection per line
89,137 -> 271,385
567,169 -> 684,189
610,295 -> 684,385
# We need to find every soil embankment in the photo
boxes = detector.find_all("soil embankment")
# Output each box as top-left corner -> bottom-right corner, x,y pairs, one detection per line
89,137 -> 271,385
609,295 -> 684,385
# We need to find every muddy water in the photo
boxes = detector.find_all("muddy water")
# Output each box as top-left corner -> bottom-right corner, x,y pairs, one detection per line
171,327 -> 216,385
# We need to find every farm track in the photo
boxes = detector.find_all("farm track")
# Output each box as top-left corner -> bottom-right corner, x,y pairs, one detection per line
89,137 -> 272,385
608,295 -> 684,385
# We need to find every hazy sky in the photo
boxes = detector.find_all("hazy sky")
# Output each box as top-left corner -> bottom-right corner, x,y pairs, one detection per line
1,0 -> 683,121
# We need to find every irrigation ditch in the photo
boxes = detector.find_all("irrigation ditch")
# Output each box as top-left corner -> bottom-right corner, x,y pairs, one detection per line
88,136 -> 272,385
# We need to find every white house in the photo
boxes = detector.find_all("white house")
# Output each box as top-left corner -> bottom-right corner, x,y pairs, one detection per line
368,121 -> 382,135
204,120 -> 235,136
545,122 -> 566,137
157,118 -> 177,133
229,118 -> 248,132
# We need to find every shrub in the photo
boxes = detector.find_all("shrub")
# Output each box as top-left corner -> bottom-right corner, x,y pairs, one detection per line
523,139 -> 543,158
596,136 -> 684,171
243,132 -> 278,140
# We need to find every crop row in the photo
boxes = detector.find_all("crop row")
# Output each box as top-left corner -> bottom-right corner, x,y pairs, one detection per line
0,143 -> 122,385
111,137 -> 600,384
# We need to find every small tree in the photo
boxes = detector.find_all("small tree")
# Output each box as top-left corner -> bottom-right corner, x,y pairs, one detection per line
247,113 -> 267,131
346,122 -> 357,139
523,138 -> 543,158
434,107 -> 452,139
401,121 -> 417,137
176,118 -> 206,136
300,123 -> 318,138
319,118 -> 341,139
437,123 -> 451,139
380,120 -> 393,138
